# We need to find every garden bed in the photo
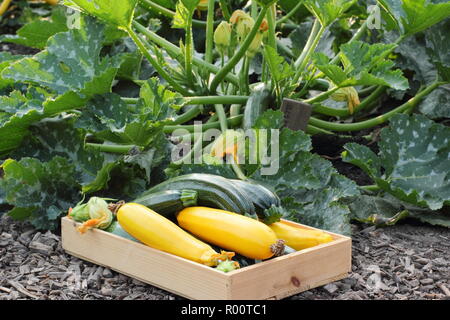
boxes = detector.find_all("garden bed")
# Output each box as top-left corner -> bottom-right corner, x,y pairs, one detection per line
1,0 -> 450,301
1,214 -> 449,300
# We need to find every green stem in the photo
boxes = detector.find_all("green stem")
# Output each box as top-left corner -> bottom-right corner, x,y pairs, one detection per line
215,104 -> 228,132
133,21 -> 240,86
294,19 -> 320,69
303,86 -> 340,104
239,57 -> 250,96
359,85 -> 377,97
293,21 -> 325,83
360,185 -> 381,192
184,14 -> 195,86
277,23 -> 298,30
219,0 -> 231,20
85,143 -> 142,154
123,95 -> 249,106
164,115 -> 243,133
127,27 -> 191,96
266,4 -> 277,50
209,6 -> 269,93
139,0 -> 215,28
276,0 -> 304,26
204,0 -> 215,68
172,105 -> 203,125
229,155 -> 248,180
214,105 -> 248,180
305,124 -> 333,135
308,81 -> 443,132
354,86 -> 387,114
311,86 -> 386,117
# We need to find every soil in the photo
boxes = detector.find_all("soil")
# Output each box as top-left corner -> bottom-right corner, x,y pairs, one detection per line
0,31 -> 449,301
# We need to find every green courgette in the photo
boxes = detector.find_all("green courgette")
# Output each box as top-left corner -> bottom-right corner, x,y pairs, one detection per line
229,179 -> 284,224
229,179 -> 280,211
133,189 -> 198,217
243,83 -> 272,130
105,220 -> 138,242
140,174 -> 256,215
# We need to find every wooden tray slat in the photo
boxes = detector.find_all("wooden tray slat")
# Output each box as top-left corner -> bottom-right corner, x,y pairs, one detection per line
61,216 -> 351,300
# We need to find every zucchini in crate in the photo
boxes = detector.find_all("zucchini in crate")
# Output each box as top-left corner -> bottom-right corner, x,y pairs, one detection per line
176,206 -> 285,260
229,179 -> 280,211
140,174 -> 256,215
116,203 -> 239,269
133,189 -> 198,217
269,222 -> 334,251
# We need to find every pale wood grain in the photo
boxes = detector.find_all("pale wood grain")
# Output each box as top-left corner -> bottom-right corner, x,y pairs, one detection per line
61,216 -> 351,300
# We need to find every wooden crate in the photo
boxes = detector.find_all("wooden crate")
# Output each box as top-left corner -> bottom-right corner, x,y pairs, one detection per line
61,216 -> 351,300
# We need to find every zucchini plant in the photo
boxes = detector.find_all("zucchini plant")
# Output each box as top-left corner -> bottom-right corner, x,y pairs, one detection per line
0,0 -> 449,233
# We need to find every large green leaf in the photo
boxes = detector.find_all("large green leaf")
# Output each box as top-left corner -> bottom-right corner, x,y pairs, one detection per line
0,7 -> 68,50
344,193 -> 450,228
75,79 -> 181,147
343,114 -> 450,210
390,32 -> 438,85
0,157 -> 81,230
66,0 -> 138,28
2,18 -> 121,96
249,110 -> 360,235
377,0 -> 450,37
418,85 -> 450,119
425,19 -> 450,82
303,0 -> 357,26
0,88 -> 51,156
0,53 -> 25,90
0,18 -> 123,155
11,119 -> 121,194
164,109 -> 359,234
314,41 -> 409,90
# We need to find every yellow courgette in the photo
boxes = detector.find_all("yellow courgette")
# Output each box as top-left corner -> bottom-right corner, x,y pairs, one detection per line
269,222 -> 334,251
117,203 -> 235,267
177,207 -> 284,260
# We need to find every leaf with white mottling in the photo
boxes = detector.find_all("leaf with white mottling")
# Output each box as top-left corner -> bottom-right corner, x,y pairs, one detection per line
0,18 -> 123,155
250,110 -> 359,235
2,17 -> 121,96
0,53 -> 25,90
418,85 -> 450,119
425,19 -> 450,82
0,157 -> 81,230
343,114 -> 450,210
12,119 -> 121,194
75,80 -> 180,147
0,88 -> 51,156
344,193 -> 450,228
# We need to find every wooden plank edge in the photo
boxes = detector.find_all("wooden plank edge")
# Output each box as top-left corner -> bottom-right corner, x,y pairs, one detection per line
61,217 -> 230,279
268,272 -> 350,300
63,248 -> 205,300
227,236 -> 351,276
